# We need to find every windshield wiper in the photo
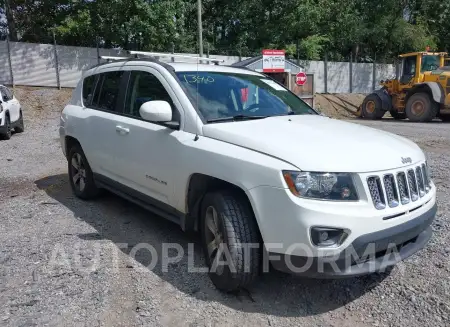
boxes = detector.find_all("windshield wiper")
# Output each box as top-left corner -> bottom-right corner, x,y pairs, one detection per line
206,115 -> 268,123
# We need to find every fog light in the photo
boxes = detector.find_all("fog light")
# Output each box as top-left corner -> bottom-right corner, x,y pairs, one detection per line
311,227 -> 347,247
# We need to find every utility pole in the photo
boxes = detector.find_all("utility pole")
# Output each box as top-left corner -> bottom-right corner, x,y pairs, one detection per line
197,0 -> 203,57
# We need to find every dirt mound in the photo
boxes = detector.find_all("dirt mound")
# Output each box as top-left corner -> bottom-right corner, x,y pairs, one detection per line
315,93 -> 366,119
12,86 -> 73,120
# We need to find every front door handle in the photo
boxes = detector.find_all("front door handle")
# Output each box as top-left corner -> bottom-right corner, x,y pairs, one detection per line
115,125 -> 130,135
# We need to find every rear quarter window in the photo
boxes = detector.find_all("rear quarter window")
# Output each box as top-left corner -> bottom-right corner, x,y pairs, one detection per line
82,75 -> 96,106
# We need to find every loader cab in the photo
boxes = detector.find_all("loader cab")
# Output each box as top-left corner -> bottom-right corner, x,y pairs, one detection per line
399,52 -> 446,85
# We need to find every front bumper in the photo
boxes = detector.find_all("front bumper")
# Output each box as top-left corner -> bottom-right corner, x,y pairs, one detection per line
268,203 -> 436,277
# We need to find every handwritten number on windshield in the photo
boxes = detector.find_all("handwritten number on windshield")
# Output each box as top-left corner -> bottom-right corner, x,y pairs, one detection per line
182,74 -> 215,84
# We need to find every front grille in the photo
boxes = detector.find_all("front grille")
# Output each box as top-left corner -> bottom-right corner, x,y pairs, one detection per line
397,172 -> 410,205
367,163 -> 430,210
367,176 -> 385,210
383,174 -> 399,207
416,166 -> 425,197
421,163 -> 431,193
407,169 -> 419,202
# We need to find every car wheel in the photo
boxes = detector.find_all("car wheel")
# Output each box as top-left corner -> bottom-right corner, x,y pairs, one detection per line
405,93 -> 438,122
200,191 -> 261,292
14,111 -> 25,133
68,144 -> 99,199
361,94 -> 384,120
1,115 -> 12,140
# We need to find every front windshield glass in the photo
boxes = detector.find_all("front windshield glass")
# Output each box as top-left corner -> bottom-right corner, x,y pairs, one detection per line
175,71 -> 315,122
421,55 -> 440,72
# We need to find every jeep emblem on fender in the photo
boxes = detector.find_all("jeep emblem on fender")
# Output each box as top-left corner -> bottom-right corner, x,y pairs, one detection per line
401,157 -> 412,164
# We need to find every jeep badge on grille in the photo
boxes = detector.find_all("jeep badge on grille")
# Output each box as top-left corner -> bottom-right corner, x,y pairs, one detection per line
401,157 -> 412,164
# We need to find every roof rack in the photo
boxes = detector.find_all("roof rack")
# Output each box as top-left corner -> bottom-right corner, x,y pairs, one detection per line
98,51 -> 224,65
99,55 -> 129,62
128,51 -> 224,65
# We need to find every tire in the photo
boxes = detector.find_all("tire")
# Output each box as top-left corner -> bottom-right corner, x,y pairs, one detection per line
390,110 -> 406,120
200,191 -> 261,292
361,94 -> 385,120
405,93 -> 438,122
68,144 -> 99,200
14,111 -> 25,133
1,115 -> 12,140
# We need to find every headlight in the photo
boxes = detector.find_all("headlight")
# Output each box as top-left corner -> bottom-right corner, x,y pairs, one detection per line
282,171 -> 358,200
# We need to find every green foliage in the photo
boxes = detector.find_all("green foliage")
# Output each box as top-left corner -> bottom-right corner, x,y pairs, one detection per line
1,0 -> 449,61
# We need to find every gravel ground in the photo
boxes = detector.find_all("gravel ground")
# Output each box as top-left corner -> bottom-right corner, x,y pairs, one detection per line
0,88 -> 449,327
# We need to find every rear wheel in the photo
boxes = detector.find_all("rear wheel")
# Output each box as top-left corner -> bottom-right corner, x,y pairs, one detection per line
68,144 -> 99,199
200,191 -> 261,292
390,110 -> 406,120
405,93 -> 438,122
361,94 -> 385,120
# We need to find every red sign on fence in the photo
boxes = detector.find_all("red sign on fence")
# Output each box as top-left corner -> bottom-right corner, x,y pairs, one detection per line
295,72 -> 307,86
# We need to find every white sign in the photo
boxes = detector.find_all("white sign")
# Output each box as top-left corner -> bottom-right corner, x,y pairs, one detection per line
262,49 -> 285,72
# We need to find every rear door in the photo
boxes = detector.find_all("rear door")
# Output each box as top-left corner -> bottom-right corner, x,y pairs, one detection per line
80,70 -> 128,179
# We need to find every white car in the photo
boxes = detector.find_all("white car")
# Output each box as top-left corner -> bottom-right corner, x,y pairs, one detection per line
59,55 -> 437,291
0,85 -> 24,140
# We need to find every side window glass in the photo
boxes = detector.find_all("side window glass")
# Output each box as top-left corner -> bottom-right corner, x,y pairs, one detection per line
125,71 -> 178,121
82,75 -> 96,106
92,71 -> 124,111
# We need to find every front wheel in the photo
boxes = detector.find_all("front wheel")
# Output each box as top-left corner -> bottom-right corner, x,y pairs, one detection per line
361,94 -> 384,120
201,191 -> 261,292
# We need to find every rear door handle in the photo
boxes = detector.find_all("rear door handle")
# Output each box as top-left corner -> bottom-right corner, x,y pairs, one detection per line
115,125 -> 130,135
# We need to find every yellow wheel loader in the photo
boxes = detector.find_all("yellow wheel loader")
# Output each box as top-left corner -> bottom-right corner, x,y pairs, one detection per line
358,51 -> 450,122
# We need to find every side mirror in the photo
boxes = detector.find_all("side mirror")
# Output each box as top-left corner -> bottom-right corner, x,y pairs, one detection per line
139,100 -> 172,122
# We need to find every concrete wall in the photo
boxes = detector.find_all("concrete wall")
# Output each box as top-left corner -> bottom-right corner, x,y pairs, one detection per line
0,41 -> 396,94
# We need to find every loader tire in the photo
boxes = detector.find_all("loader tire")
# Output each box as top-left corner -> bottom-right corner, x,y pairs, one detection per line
405,93 -> 438,122
361,94 -> 384,120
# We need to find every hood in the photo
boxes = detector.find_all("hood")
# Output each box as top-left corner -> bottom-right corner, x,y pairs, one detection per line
202,115 -> 425,173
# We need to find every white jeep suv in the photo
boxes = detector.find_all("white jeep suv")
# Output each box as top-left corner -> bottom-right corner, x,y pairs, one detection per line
59,57 -> 437,291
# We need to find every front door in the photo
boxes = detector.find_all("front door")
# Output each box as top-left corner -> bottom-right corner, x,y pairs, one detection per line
111,69 -> 183,205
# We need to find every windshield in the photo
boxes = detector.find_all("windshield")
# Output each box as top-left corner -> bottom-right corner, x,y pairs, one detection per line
175,71 -> 315,122
421,55 -> 440,72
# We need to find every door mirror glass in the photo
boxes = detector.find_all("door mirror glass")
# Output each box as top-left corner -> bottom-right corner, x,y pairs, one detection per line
139,100 -> 172,122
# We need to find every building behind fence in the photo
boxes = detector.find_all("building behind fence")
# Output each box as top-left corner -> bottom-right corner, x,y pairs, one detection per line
0,40 -> 396,93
